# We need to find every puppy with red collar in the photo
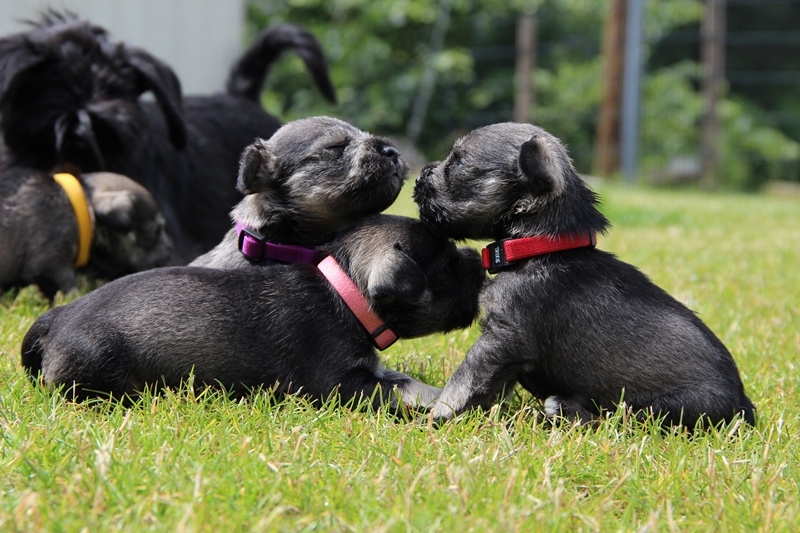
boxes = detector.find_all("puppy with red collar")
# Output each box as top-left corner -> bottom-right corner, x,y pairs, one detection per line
414,122 -> 755,429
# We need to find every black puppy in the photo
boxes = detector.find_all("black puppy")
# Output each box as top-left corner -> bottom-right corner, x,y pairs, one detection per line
192,116 -> 407,269
1,167 -> 172,300
0,11 -> 336,263
21,215 -> 486,410
414,122 -> 755,429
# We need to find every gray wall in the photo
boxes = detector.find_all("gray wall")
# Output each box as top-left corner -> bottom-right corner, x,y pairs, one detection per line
0,0 -> 246,94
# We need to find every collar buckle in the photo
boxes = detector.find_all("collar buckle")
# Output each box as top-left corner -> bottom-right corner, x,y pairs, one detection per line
484,239 -> 511,274
237,226 -> 267,262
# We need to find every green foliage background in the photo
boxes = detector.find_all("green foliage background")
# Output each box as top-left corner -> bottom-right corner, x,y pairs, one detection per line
248,0 -> 800,189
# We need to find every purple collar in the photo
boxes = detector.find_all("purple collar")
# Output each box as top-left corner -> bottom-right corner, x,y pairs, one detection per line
236,222 -> 320,265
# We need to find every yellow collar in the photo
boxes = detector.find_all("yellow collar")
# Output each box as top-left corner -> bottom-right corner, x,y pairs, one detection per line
53,173 -> 95,268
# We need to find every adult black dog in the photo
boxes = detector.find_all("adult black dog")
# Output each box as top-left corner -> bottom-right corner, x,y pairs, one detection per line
0,11 -> 336,263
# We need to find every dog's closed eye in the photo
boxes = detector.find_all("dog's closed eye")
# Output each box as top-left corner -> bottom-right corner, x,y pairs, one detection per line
324,142 -> 350,158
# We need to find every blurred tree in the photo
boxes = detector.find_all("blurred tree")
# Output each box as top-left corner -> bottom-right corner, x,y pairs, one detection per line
247,0 -> 799,188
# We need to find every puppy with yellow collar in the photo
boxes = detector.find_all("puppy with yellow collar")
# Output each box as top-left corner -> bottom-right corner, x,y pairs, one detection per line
0,168 -> 172,300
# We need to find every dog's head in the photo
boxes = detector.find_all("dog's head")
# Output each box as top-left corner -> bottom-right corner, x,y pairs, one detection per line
413,122 -> 609,240
232,116 -> 408,244
84,172 -> 173,275
328,214 -> 485,338
0,11 -> 185,171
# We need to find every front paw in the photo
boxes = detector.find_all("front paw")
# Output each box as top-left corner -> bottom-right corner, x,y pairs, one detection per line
429,399 -> 459,423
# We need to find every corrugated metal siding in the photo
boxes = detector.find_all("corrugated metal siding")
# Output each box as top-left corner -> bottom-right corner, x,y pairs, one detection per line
0,0 -> 245,94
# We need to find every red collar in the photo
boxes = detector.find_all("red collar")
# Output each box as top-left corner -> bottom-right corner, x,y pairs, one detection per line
317,255 -> 398,350
482,232 -> 597,273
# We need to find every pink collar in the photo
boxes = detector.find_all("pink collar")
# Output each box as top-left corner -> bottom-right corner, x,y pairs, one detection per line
482,232 -> 597,273
317,255 -> 398,350
236,222 -> 319,264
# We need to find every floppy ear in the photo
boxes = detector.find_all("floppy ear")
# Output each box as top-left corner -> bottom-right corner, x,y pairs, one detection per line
90,189 -> 138,229
126,47 -> 187,150
84,172 -> 159,229
518,135 -> 564,195
366,244 -> 428,303
0,37 -> 46,100
236,139 -> 278,194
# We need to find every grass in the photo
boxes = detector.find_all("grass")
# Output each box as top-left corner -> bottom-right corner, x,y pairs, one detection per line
2,182 -> 799,531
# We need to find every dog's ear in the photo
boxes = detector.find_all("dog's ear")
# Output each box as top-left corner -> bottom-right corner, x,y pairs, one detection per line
126,47 -> 187,150
366,244 -> 428,303
518,135 -> 566,196
84,172 -> 159,229
90,189 -> 138,229
237,140 -> 278,194
0,37 -> 46,107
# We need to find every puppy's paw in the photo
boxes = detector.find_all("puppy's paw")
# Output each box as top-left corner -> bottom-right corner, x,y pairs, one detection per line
429,400 -> 458,423
543,395 -> 563,417
544,395 -> 598,427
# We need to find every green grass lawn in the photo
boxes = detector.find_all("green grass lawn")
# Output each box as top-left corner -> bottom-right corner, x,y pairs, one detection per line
2,182 -> 798,531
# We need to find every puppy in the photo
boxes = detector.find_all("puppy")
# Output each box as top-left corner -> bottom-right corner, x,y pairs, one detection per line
0,11 -> 336,263
1,167 -> 172,300
191,116 -> 407,269
414,122 -> 756,429
21,214 -> 486,410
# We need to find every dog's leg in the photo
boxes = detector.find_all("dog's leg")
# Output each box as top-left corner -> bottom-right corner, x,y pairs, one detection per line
430,337 -> 519,421
337,367 -> 441,411
376,367 -> 442,410
542,395 -> 600,426
35,267 -> 78,302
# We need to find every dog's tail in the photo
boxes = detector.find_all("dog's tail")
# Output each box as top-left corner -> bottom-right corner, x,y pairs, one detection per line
226,24 -> 336,104
20,307 -> 61,380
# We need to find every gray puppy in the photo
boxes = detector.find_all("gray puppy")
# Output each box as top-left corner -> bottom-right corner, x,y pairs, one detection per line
413,122 -> 755,429
22,214 -> 486,410
192,116 -> 407,269
1,167 -> 172,300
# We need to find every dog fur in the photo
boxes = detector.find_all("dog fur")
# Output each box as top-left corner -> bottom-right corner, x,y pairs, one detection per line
0,11 -> 336,263
413,122 -> 756,429
21,214 -> 485,410
191,116 -> 407,269
1,167 -> 172,300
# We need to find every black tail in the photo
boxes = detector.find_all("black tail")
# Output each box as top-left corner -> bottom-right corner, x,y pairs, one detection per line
21,307 -> 60,380
226,24 -> 336,104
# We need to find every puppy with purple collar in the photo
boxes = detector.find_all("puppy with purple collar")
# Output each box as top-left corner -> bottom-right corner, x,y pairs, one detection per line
192,116 -> 407,269
414,122 -> 755,429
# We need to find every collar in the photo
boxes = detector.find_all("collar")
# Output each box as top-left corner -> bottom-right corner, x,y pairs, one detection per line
316,255 -> 398,350
236,222 -> 320,265
53,173 -> 95,268
482,231 -> 597,273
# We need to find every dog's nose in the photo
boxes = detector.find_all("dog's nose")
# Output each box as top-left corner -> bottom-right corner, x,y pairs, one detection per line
380,145 -> 399,161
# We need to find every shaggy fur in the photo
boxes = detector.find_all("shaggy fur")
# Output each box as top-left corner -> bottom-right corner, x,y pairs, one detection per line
1,167 -> 171,300
21,214 -> 486,410
0,11 -> 336,263
191,116 -> 407,269
414,122 -> 756,429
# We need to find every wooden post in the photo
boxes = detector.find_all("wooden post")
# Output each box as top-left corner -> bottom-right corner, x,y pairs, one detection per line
513,12 -> 537,123
701,0 -> 726,189
594,0 -> 627,177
